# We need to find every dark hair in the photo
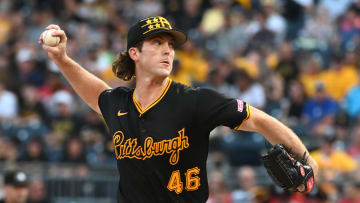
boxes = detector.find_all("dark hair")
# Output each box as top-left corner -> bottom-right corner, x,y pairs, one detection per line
112,41 -> 143,81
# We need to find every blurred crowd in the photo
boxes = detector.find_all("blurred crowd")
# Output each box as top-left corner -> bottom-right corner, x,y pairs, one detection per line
0,0 -> 360,202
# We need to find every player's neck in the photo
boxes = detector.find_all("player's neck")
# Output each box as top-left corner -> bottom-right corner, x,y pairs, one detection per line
134,77 -> 169,110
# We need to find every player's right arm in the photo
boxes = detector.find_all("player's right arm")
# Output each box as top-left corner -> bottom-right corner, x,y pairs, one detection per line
40,24 -> 111,114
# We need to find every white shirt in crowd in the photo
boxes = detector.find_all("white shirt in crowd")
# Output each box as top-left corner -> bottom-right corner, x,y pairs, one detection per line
0,90 -> 18,119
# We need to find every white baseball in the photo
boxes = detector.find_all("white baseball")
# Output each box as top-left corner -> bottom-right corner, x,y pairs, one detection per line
42,29 -> 60,47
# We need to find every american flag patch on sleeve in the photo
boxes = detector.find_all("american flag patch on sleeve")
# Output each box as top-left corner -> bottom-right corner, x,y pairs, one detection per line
236,99 -> 244,112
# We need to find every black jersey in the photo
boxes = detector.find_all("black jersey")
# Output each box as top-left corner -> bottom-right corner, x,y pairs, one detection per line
98,79 -> 250,203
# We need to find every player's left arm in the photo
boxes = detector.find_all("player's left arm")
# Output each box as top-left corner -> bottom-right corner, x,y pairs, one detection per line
239,106 -> 319,179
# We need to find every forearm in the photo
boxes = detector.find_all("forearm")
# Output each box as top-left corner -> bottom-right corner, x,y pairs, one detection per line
258,113 -> 310,158
53,55 -> 111,114
40,25 -> 112,114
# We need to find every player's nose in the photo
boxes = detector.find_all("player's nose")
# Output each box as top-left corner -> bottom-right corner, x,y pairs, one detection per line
162,44 -> 170,55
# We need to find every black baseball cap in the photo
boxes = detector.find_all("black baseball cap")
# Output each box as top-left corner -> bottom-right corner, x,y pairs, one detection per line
126,16 -> 187,51
4,170 -> 29,187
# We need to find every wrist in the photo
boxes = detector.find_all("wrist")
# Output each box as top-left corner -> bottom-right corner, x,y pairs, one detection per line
53,53 -> 69,64
307,157 -> 318,177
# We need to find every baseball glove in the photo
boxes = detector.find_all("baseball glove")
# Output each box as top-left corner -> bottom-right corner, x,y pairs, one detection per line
261,144 -> 314,194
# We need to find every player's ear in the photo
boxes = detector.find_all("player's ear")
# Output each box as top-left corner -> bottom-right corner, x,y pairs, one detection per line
128,47 -> 139,61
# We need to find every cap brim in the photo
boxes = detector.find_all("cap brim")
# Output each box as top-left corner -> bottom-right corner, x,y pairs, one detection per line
165,29 -> 187,47
146,29 -> 187,48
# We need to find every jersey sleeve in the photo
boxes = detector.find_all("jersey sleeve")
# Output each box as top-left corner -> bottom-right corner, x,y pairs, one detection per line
98,89 -> 114,129
195,88 -> 250,130
98,87 -> 130,131
98,89 -> 112,113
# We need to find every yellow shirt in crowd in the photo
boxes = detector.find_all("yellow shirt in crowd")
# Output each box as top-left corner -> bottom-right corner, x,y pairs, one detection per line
174,50 -> 209,85
300,65 -> 358,100
299,73 -> 323,97
310,150 -> 357,172
321,65 -> 358,101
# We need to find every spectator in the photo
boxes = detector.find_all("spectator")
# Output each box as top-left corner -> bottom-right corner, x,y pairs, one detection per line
339,182 -> 360,203
207,170 -> 232,203
201,63 -> 236,98
172,0 -> 204,34
342,71 -> 360,120
169,59 -> 191,86
274,41 -> 299,91
0,83 -> 18,120
306,185 -> 328,203
134,0 -> 164,19
61,136 -> 87,164
6,83 -> 49,140
0,137 -> 18,163
19,137 -> 48,162
347,126 -> 360,163
302,81 -> 338,136
263,0 -> 287,43
339,6 -> 360,51
49,90 -> 82,135
322,53 -> 358,101
15,47 -> 44,87
174,39 -> 209,84
233,69 -> 265,109
18,83 -> 50,127
299,53 -> 324,98
231,166 -> 257,203
287,80 -> 307,121
301,6 -> 335,44
215,9 -> 250,58
0,55 -> 11,87
247,11 -> 276,52
319,0 -> 353,21
200,0 -> 228,36
264,72 -> 284,119
44,131 -> 65,162
27,179 -> 49,203
311,132 -> 357,182
282,0 -> 312,40
0,170 -> 29,203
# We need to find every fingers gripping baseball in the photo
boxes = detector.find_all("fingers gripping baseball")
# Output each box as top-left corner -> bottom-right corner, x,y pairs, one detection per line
39,25 -> 68,61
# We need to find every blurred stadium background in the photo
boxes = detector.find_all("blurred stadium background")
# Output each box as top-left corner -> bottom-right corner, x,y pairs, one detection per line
0,0 -> 360,202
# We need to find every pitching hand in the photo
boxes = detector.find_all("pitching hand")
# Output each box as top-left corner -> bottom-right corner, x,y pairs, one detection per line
39,24 -> 68,61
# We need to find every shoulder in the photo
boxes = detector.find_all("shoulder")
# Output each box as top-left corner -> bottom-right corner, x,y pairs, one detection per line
100,86 -> 132,99
170,81 -> 223,98
170,81 -> 199,95
98,86 -> 132,110
101,86 -> 132,95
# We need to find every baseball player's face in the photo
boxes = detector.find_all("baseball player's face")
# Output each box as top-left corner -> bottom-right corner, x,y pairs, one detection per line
137,34 -> 175,78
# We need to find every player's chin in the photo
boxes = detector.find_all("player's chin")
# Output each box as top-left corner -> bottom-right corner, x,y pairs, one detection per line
155,65 -> 172,77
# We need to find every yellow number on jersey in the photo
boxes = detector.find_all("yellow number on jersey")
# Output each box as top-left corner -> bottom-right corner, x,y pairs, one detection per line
168,167 -> 201,194
185,167 -> 200,191
167,170 -> 183,194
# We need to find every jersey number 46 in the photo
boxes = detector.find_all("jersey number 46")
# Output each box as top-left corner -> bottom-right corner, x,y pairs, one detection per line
167,167 -> 200,194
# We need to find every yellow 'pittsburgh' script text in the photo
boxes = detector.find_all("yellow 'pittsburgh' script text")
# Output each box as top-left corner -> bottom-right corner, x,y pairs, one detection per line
113,128 -> 189,165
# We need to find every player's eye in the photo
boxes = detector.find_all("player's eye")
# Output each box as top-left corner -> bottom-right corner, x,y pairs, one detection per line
154,40 -> 161,45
